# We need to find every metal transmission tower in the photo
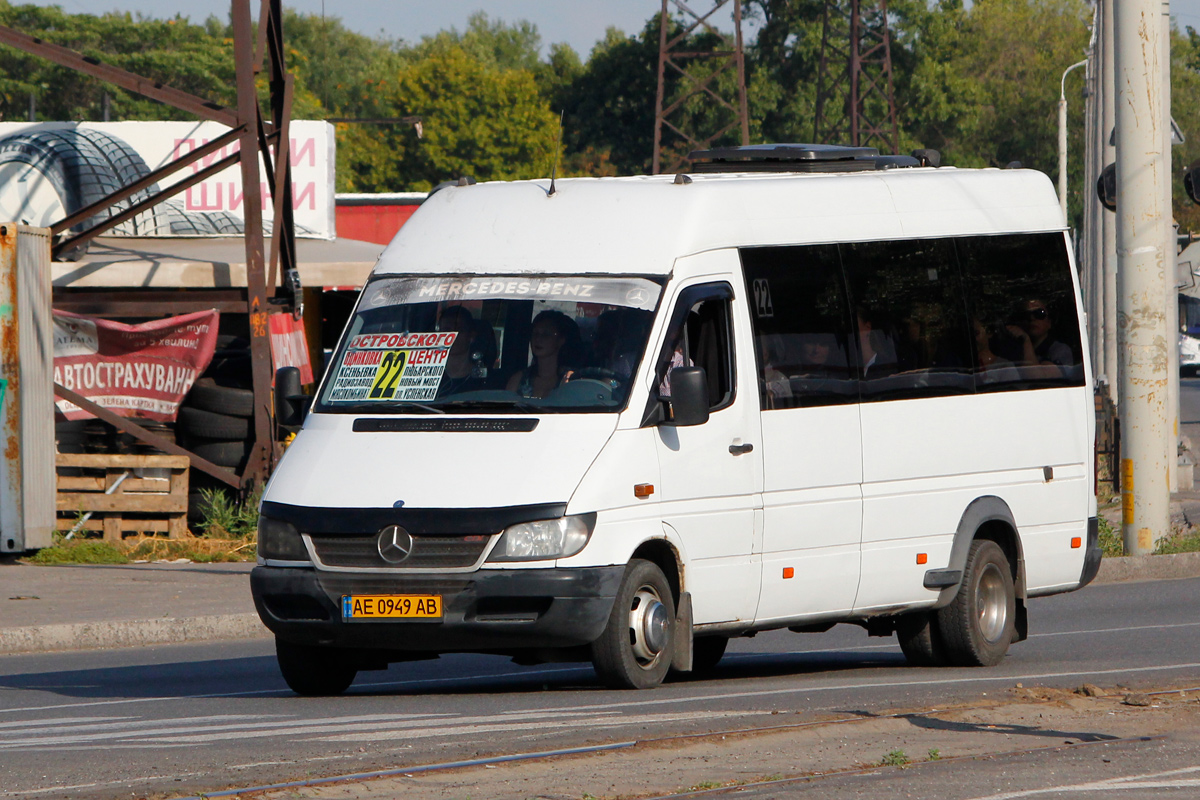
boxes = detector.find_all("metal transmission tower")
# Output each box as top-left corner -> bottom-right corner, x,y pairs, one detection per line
652,0 -> 750,174
813,0 -> 899,152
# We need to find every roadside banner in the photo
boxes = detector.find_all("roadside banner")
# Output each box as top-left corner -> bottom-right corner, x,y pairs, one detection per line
53,309 -> 219,422
269,312 -> 314,384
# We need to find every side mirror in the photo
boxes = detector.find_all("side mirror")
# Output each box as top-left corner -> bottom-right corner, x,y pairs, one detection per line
275,366 -> 309,428
667,366 -> 710,427
1185,161 -> 1200,205
1097,162 -> 1116,211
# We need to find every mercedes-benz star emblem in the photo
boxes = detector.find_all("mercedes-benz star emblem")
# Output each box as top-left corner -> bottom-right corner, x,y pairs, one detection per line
376,525 -> 414,564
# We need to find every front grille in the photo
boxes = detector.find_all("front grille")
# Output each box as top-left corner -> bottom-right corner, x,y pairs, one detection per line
316,574 -> 472,597
309,534 -> 491,570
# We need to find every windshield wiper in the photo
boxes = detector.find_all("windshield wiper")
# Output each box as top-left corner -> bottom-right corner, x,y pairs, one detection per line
440,398 -> 539,413
331,401 -> 445,414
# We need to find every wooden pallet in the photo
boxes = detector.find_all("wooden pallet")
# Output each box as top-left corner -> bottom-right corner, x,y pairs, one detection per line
57,454 -> 190,540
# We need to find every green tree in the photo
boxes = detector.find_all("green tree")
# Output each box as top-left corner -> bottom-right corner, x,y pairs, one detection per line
0,2 -> 235,122
338,45 -> 559,192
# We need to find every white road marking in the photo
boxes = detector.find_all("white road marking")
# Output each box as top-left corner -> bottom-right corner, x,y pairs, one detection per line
0,712 -> 455,750
963,764 -> 1200,798
158,710 -> 758,746
0,715 -> 132,730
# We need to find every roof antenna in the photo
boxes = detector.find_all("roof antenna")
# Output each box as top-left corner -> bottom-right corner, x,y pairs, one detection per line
548,110 -> 563,197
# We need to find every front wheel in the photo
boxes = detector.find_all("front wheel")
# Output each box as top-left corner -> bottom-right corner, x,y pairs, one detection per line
937,539 -> 1016,667
275,638 -> 358,696
591,559 -> 676,689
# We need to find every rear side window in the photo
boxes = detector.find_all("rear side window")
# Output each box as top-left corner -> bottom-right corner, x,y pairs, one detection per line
841,238 -> 975,400
740,245 -> 858,409
957,233 -> 1085,390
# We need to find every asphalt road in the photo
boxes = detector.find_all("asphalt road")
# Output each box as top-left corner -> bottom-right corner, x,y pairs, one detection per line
1,576 -> 1198,800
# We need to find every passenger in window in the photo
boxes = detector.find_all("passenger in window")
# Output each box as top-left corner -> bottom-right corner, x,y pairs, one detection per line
506,310 -> 582,398
973,318 -> 1020,384
591,309 -> 642,381
856,308 -> 898,379
1003,299 -> 1073,376
758,334 -> 792,409
657,336 -> 690,398
436,306 -> 491,396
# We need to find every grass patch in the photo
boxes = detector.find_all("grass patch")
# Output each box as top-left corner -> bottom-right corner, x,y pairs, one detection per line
195,486 -> 260,538
1153,528 -> 1200,555
880,749 -> 910,767
26,534 -> 255,565
26,539 -> 129,565
1098,516 -> 1124,557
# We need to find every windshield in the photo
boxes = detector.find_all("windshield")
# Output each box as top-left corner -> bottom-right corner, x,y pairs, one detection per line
316,275 -> 664,414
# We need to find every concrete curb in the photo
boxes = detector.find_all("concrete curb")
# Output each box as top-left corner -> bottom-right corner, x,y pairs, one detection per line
0,613 -> 269,655
1092,551 -> 1200,584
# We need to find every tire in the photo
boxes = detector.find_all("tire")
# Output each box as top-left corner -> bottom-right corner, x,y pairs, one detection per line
188,438 -> 250,469
690,636 -> 729,675
202,354 -> 253,389
276,638 -> 357,696
187,379 -> 256,418
591,559 -> 676,689
178,406 -> 251,440
0,128 -> 163,258
936,540 -> 1016,667
896,612 -> 948,667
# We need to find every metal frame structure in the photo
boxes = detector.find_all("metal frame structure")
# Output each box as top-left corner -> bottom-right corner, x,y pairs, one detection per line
651,0 -> 750,174
813,0 -> 899,153
0,0 -> 300,491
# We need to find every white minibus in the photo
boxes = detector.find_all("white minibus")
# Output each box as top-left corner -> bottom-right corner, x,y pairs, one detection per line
252,144 -> 1100,695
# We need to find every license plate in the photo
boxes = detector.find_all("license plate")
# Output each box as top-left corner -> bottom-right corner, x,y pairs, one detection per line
342,594 -> 442,620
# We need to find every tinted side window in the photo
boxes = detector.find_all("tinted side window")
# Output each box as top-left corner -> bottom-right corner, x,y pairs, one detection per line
740,245 -> 857,409
842,238 -> 975,400
957,233 -> 1085,390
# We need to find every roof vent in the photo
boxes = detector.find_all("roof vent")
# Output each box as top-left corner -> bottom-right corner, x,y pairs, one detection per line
688,143 -> 922,174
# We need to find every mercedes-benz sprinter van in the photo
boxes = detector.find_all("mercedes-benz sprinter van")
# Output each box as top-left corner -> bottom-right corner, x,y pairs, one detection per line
252,144 -> 1101,695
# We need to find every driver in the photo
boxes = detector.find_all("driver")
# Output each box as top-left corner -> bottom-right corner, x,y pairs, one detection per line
506,310 -> 581,398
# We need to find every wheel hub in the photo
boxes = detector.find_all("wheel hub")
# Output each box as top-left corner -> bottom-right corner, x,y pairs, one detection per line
629,587 -> 670,664
976,562 -> 1009,643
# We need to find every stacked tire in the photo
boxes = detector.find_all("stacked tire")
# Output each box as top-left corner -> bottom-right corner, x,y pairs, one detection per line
179,377 -> 254,464
180,335 -> 257,524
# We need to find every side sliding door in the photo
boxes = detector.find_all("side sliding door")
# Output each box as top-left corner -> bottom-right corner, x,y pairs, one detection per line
742,245 -> 864,624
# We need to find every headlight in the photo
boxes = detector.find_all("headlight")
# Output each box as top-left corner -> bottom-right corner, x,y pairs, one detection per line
487,513 -> 596,562
257,516 -> 310,562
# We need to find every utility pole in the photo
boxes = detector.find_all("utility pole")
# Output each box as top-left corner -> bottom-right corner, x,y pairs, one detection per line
651,0 -> 749,174
1103,0 -> 1119,404
1057,59 -> 1087,221
813,0 -> 899,152
1163,0 -> 1180,493
1114,0 -> 1171,554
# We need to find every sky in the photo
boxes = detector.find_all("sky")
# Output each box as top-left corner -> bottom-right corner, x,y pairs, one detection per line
13,0 -> 762,58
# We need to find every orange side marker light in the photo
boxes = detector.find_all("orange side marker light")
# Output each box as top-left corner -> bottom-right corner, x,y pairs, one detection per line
782,567 -> 794,579
634,484 -> 654,499
1071,537 -> 1082,549
916,553 -> 928,565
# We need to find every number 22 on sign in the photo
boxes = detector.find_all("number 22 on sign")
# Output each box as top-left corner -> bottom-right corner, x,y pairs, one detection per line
369,350 -> 407,399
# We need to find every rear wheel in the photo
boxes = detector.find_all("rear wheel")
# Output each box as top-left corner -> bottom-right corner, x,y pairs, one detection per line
690,636 -> 729,674
896,612 -> 947,666
275,638 -> 357,696
937,539 -> 1016,667
591,559 -> 676,689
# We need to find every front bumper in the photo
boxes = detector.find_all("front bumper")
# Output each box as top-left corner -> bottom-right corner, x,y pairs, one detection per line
251,564 -> 624,653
